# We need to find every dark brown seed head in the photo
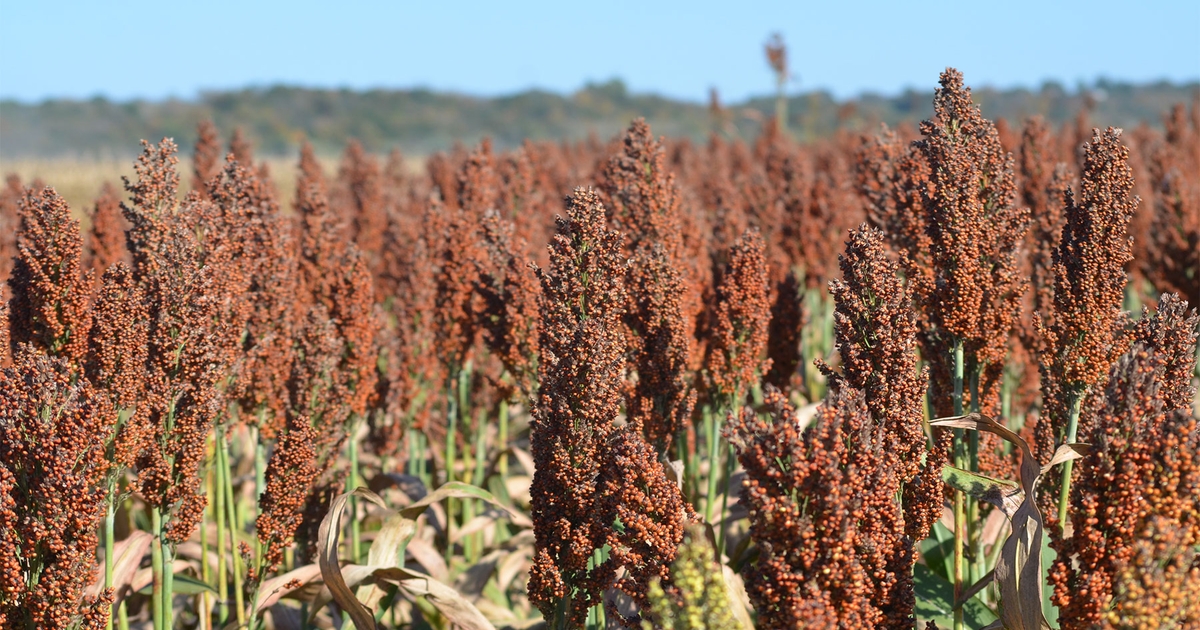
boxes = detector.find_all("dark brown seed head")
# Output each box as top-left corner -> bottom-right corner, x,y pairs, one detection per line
7,187 -> 94,367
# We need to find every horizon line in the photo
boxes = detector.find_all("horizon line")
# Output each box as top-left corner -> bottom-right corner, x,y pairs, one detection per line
4,74 -> 1198,108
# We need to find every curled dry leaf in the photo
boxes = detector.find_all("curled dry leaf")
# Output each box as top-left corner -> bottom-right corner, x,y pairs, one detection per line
317,488 -> 389,630
316,484 -> 513,629
254,564 -> 323,614
930,413 -> 1087,630
87,531 -> 153,603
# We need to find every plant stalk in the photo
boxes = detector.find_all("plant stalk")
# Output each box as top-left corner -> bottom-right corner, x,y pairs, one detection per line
444,373 -> 460,563
1056,392 -> 1084,530
104,497 -> 115,630
469,416 -> 487,563
951,339 -> 966,630
220,433 -> 247,628
151,507 -> 168,630
348,415 -> 361,564
704,405 -> 720,524
497,398 -> 509,480
214,429 -> 228,623
199,486 -> 211,630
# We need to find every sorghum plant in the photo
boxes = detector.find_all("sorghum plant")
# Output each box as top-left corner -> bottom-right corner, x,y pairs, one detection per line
253,413 -> 320,580
727,385 -> 895,629
705,229 -> 772,409
1035,127 -> 1138,530
528,187 -> 631,626
84,183 -> 128,275
122,140 -> 238,628
192,120 -> 222,199
914,69 -> 1029,629
1144,104 -> 1200,303
476,207 -> 540,397
1050,294 -> 1200,628
530,188 -> 689,628
825,225 -> 942,627
763,269 -> 804,391
917,68 -> 1029,421
1018,116 -> 1065,345
85,261 -> 151,481
0,175 -> 22,285
289,151 -> 378,560
229,128 -> 254,167
333,140 -> 388,283
7,187 -> 93,368
597,424 -> 692,627
0,349 -> 112,630
625,243 -> 694,451
212,156 -> 299,439
599,119 -> 703,372
853,125 -> 935,336
641,525 -> 742,630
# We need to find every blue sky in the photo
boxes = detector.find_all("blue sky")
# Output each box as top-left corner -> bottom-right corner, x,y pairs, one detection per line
1,0 -> 1197,103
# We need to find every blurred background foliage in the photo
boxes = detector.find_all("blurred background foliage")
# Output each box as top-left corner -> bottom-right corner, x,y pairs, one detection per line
3,78 -> 1196,159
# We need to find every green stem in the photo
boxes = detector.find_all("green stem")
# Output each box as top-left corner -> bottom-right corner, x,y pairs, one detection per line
118,492 -> 133,630
677,423 -> 694,505
151,507 -> 166,630
163,540 -> 175,630
104,497 -> 115,630
497,399 -> 509,480
468,417 -> 487,563
951,339 -> 966,630
1057,393 -> 1084,530
253,412 -> 267,501
717,441 -> 736,558
704,405 -> 720,524
348,416 -> 361,565
967,368 -> 983,584
199,485 -> 211,629
251,420 -> 266,574
221,434 -> 247,628
416,430 -> 429,488
444,374 -> 460,563
150,508 -> 163,630
214,430 -> 228,624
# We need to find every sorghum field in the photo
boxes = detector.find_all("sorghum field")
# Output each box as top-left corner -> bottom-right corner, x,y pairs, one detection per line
1,66 -> 1198,630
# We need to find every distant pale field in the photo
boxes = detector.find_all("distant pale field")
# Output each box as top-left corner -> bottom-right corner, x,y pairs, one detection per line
0,153 -> 425,216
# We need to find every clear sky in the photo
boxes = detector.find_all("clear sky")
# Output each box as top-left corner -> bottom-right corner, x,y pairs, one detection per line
1,0 -> 1197,104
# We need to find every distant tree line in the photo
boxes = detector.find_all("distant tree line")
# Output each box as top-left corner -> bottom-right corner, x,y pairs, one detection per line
1,77 -> 1195,158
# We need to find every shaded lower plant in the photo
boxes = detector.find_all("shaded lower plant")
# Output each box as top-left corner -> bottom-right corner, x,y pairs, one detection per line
726,384 -> 898,629
641,524 -> 748,630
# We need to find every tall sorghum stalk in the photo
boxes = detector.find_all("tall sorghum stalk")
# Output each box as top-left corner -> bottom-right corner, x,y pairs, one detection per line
529,188 -> 690,628
914,69 -> 1029,627
703,229 -> 771,544
121,140 -> 242,628
289,142 -> 378,567
430,146 -> 489,552
1049,295 -> 1199,627
5,186 -> 128,630
528,188 -> 631,627
1144,102 -> 1200,302
85,262 -> 149,630
0,351 -> 112,630
823,224 -> 941,627
765,33 -> 788,133
727,385 -> 891,628
192,120 -> 222,198
1034,128 -> 1137,532
251,413 -> 319,627
84,183 -> 128,276
599,119 -> 700,451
